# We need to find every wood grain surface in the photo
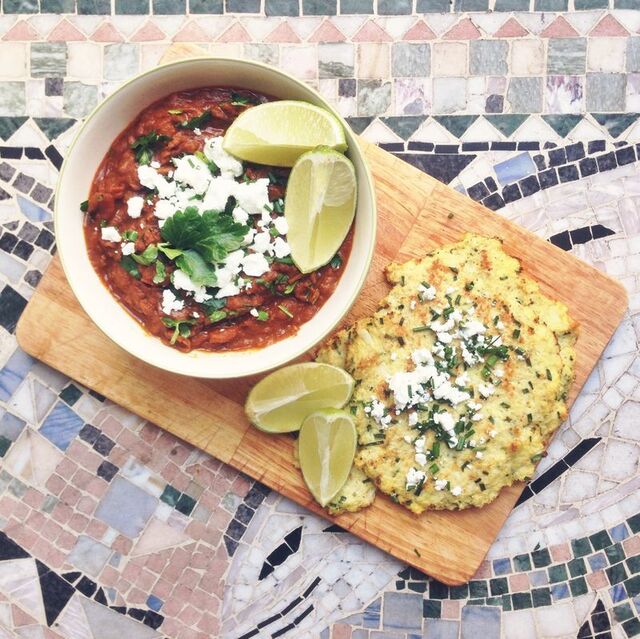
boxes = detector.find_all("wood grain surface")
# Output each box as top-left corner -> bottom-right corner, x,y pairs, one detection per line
16,44 -> 628,585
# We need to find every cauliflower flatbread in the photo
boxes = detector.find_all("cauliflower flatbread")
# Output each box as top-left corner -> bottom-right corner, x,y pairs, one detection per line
316,234 -> 577,514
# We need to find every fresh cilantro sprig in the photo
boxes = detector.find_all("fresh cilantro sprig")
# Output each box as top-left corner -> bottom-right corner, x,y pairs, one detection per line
178,111 -> 212,131
161,317 -> 195,344
131,131 -> 170,165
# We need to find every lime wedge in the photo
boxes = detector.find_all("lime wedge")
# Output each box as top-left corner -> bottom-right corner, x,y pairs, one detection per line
285,147 -> 357,274
223,101 -> 347,167
298,409 -> 357,507
245,363 -> 354,433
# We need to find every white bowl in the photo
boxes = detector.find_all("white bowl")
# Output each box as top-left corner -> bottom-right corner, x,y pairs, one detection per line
55,57 -> 377,379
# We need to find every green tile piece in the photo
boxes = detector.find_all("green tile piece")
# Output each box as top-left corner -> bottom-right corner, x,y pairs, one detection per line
392,43 -> 430,77
115,0 -> 149,12
625,575 -> 640,597
587,74 -> 627,112
226,0 -> 259,9
422,600 -> 441,618
547,38 -> 586,75
535,0 -> 567,7
457,0 -> 488,7
469,581 -> 488,598
153,0 -> 186,12
614,603 -> 634,623
513,554 -> 532,572
33,117 -> 75,141
485,114 -> 528,137
434,115 -> 478,138
542,115 -> 582,138
0,83 -> 26,117
357,80 -> 392,117
449,584 -> 468,600
627,555 -> 640,574
381,116 -> 425,140
416,0 -> 451,9
575,0 -> 607,6
548,564 -> 568,583
340,0 -> 373,10
616,0 -> 640,7
484,597 -> 500,606
512,592 -> 532,610
489,578 -> 508,596
607,562 -> 628,585
303,0 -> 336,13
470,40 -> 508,75
0,116 -> 27,141
346,116 -> 373,134
572,537 -> 592,557
531,548 -> 552,568
160,484 -> 181,507
623,617 -> 640,637
531,587 -> 551,607
104,44 -> 139,81
77,0 -> 110,12
501,594 -> 512,611
467,599 -> 486,606
0,436 -> 11,457
590,530 -> 613,551
567,558 -> 587,577
41,0 -> 76,10
59,384 -> 82,406
606,543 -> 626,564
494,0 -> 529,8
378,0 -> 410,11
63,82 -> 98,118
569,577 -> 588,596
265,0 -> 299,14
628,514 -> 640,533
175,493 -> 196,516
3,0 -> 38,11
31,43 -> 67,78
592,113 -> 640,139
190,0 -> 223,10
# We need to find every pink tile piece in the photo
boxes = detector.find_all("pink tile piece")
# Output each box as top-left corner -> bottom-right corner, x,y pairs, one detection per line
308,19 -> 345,43
402,19 -> 436,41
624,535 -> 640,554
443,18 -> 481,40
352,20 -> 392,42
541,16 -> 579,38
494,17 -> 528,38
12,604 -> 37,627
550,543 -> 571,562
173,20 -> 211,42
2,20 -> 39,41
471,560 -> 492,579
590,14 -> 628,37
217,21 -> 252,43
586,570 -> 607,589
441,600 -> 460,619
90,21 -> 124,42
47,18 -> 86,41
509,573 -> 529,592
332,624 -> 352,639
264,21 -> 301,43
131,21 -> 166,42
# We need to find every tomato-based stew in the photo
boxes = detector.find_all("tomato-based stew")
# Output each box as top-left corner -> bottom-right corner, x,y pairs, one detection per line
84,87 -> 352,352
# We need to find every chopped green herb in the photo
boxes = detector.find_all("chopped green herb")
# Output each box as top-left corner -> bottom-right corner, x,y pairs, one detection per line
513,328 -> 521,339
161,317 -> 195,344
429,463 -> 439,475
256,310 -> 269,321
209,310 -> 227,323
465,281 -> 474,291
400,275 -> 405,286
330,254 -> 343,269
527,413 -> 533,423
131,131 -> 170,165
122,230 -> 139,242
275,256 -> 294,265
157,243 -> 183,260
194,150 -> 219,176
152,260 -> 166,284
283,283 -> 296,295
120,255 -> 140,279
80,200 -> 89,213
530,453 -> 543,463
175,249 -> 217,287
230,92 -> 252,105
132,244 -> 158,266
412,325 -> 430,333
277,304 -> 293,319
546,368 -> 553,381
178,110 -> 212,130
269,227 -> 279,237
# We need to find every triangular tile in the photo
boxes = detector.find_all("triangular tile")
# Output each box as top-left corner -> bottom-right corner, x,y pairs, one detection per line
410,117 -> 458,143
541,16 -> 579,38
217,21 -> 252,43
81,597 -> 159,639
2,20 -> 40,41
51,595 -> 92,639
130,20 -> 165,42
130,517 -> 190,557
7,120 -> 47,146
33,117 -> 76,141
517,13 -> 557,35
592,113 -> 640,138
352,20 -> 392,42
360,118 -> 403,144
402,19 -> 436,41
308,19 -> 345,42
620,117 -> 640,143
564,12 -> 601,35
423,15 -> 458,37
485,114 -> 529,137
380,116 -> 425,140
173,20 -> 210,42
264,21 -> 300,43
12,604 -> 37,627
47,18 -> 86,41
376,16 -> 415,40
0,532 -> 30,561
461,117 -> 505,141
16,196 -> 52,223
565,117 -> 607,142
287,16 -> 324,40
90,21 -> 123,42
542,114 -> 583,137
36,560 -> 74,627
111,16 -> 149,39
511,115 -> 561,142
494,17 -> 528,38
0,560 -> 45,624
238,16 -> 275,41
402,153 -> 476,185
0,117 -> 27,142
67,15 -> 103,37
152,16 -> 188,39
3,428 -> 63,488
433,115 -> 479,138
443,18 -> 481,40
345,116 -> 374,135
590,14 -> 628,37
471,14 -> 503,36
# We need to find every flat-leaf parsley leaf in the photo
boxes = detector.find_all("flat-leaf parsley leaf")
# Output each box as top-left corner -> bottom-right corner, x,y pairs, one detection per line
131,131 -> 170,165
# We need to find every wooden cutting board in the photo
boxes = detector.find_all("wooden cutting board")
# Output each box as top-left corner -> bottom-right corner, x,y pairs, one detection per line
16,44 -> 628,585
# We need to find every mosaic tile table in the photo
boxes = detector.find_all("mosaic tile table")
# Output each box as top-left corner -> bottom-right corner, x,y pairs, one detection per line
1,2 -> 640,639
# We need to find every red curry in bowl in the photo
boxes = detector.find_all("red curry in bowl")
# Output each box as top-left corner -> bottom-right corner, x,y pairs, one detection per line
83,87 -> 353,352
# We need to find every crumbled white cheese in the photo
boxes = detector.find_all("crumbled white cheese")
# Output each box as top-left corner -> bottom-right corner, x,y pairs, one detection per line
478,383 -> 495,399
150,161 -> 161,169
232,206 -> 250,225
437,332 -> 453,344
121,242 -> 135,256
161,289 -> 184,315
251,230 -> 272,255
408,412 -> 418,426
455,371 -> 469,387
201,174 -> 238,211
410,300 -> 417,310
405,467 -> 426,490
242,253 -> 270,277
216,282 -> 241,299
451,485 -> 462,496
367,399 -> 391,428
418,283 -> 436,301
489,429 -> 497,438
459,320 -> 486,339
235,178 -> 271,215
203,136 -> 244,178
172,269 -> 212,303
434,479 -> 447,491
127,196 -> 144,218
476,451 -> 484,459
137,165 -> 176,199
494,368 -> 505,378
415,453 -> 427,466
173,155 -> 211,194
250,308 -> 259,318
101,226 -> 121,242
272,237 -> 291,259
390,352 -> 397,361
445,286 -> 457,295
274,216 -> 289,235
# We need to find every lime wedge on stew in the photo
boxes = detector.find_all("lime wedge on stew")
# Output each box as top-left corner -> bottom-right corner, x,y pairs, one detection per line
285,147 -> 357,274
245,363 -> 354,433
298,409 -> 357,507
222,100 -> 347,167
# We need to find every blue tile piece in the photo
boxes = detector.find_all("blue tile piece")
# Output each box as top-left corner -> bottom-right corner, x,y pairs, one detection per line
39,401 -> 84,451
95,476 -> 157,537
610,523 -> 630,542
423,619 -> 459,639
382,592 -> 422,631
16,195 -> 51,222
146,594 -> 163,611
461,606 -> 500,639
363,597 -> 381,628
0,347 -> 33,402
0,411 -> 26,441
550,583 -> 570,601
492,558 -> 512,576
494,152 -> 536,186
589,553 -> 608,571
528,570 -> 549,586
611,584 -> 627,603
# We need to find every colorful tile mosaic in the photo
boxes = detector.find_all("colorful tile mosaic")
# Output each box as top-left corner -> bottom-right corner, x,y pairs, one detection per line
0,2 -> 639,639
